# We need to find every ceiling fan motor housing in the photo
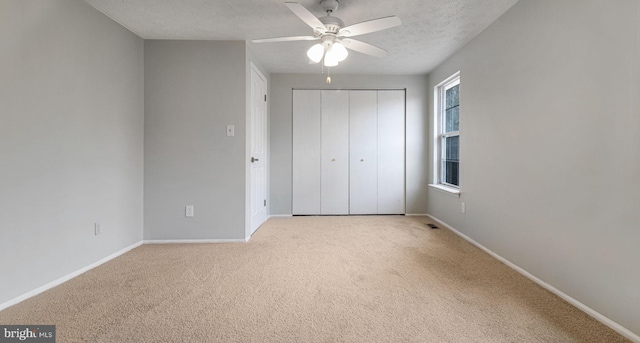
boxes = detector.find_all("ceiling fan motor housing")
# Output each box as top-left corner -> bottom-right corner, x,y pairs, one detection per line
319,15 -> 345,34
318,0 -> 343,33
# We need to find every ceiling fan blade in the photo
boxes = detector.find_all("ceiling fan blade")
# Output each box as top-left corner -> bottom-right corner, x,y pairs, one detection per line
341,39 -> 389,58
338,16 -> 401,37
252,36 -> 318,43
285,2 -> 327,33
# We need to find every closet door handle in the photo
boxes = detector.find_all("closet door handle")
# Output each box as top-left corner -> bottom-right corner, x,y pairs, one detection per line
251,157 -> 259,163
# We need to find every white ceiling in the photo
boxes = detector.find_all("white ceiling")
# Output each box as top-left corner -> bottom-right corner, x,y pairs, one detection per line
84,0 -> 519,75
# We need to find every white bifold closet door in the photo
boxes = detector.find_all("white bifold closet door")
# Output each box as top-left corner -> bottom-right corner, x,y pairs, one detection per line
377,91 -> 405,214
292,90 -> 321,215
292,89 -> 405,215
320,90 -> 350,214
349,91 -> 378,214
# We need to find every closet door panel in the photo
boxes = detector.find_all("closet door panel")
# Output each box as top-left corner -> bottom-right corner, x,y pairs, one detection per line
321,90 -> 350,215
292,90 -> 321,215
349,91 -> 378,214
377,90 -> 406,214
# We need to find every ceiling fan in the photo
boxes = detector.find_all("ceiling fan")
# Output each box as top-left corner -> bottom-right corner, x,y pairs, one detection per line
252,0 -> 401,67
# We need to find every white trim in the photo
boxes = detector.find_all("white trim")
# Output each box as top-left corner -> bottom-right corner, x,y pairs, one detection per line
441,130 -> 459,138
268,214 -> 293,218
428,183 -> 461,197
426,214 -> 640,343
143,238 -> 248,244
0,240 -> 143,312
250,62 -> 267,85
404,213 -> 430,217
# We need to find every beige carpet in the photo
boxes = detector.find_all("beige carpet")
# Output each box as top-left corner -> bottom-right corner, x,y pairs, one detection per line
0,216 -> 629,342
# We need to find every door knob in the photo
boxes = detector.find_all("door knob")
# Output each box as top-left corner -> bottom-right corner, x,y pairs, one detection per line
251,157 -> 259,163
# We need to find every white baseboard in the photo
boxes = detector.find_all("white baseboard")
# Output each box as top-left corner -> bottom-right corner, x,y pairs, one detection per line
404,213 -> 429,217
267,214 -> 293,218
143,238 -> 248,244
426,214 -> 640,343
0,240 -> 143,312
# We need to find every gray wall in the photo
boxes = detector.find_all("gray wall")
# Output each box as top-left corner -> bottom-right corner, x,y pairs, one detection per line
269,74 -> 429,215
427,0 -> 640,336
144,40 -> 266,240
0,0 -> 144,305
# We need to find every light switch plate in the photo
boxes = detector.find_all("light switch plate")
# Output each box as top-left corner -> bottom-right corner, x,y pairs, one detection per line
186,205 -> 194,217
226,125 -> 234,136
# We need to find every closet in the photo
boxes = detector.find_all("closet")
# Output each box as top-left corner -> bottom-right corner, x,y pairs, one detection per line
292,89 -> 405,215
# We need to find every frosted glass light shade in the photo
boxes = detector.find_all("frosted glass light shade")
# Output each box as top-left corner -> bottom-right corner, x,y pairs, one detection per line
323,45 -> 339,67
307,44 -> 324,63
324,51 -> 339,66
332,42 -> 348,61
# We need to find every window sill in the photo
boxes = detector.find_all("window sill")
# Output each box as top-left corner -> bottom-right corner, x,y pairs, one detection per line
428,184 -> 460,198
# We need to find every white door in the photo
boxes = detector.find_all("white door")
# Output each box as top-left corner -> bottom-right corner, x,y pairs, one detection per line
321,90 -> 350,215
349,91 -> 378,214
249,66 -> 267,234
377,90 -> 405,214
292,90 -> 322,215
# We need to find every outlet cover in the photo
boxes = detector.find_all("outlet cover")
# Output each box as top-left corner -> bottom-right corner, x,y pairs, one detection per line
186,205 -> 194,217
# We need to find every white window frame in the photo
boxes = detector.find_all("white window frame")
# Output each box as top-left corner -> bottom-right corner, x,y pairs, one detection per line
431,71 -> 461,196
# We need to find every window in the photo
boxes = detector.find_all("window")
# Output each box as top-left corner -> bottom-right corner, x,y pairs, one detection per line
434,72 -> 460,190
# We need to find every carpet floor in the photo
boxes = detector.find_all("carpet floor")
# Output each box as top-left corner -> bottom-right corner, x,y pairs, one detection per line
0,216 -> 630,342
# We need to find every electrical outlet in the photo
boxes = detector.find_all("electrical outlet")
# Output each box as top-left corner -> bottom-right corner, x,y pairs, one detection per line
185,205 -> 194,217
226,125 -> 234,136
461,202 -> 466,214
94,222 -> 101,235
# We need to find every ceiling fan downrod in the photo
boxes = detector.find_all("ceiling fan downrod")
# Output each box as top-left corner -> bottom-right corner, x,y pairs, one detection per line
320,0 -> 339,14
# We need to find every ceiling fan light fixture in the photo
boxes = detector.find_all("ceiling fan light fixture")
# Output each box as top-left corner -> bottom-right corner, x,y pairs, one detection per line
307,43 -> 325,63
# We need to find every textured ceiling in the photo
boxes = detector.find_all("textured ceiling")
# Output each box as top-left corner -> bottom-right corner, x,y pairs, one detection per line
83,0 -> 519,75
